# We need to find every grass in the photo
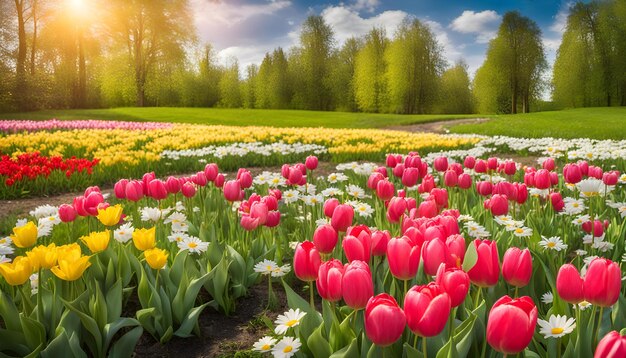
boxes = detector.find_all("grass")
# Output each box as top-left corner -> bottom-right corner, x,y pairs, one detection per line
449,107 -> 626,140
0,107 -> 477,129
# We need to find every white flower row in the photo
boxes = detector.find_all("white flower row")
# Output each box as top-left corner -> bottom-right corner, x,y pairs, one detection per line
161,141 -> 327,160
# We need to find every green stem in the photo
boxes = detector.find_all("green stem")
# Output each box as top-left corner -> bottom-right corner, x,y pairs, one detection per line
309,281 -> 315,310
595,306 -> 604,346
414,334 -> 418,349
514,286 -> 519,298
474,287 -> 483,309
423,337 -> 427,358
403,279 -> 409,304
557,337 -> 561,358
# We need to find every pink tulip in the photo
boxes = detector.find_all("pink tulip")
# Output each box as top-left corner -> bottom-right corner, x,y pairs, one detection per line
467,239 -> 500,287
331,204 -> 354,232
417,199 -> 438,218
502,247 -> 532,287
148,179 -> 168,200
305,155 -> 318,170
166,176 -> 181,194
401,167 -> 419,187
204,163 -> 219,181
487,296 -> 537,355
125,180 -> 144,202
464,156 -> 476,169
458,173 -> 472,189
370,230 -> 390,256
293,241 -> 321,282
583,258 -> 621,307
376,179 -> 395,201
556,264 -> 584,304
404,283 -> 451,337
223,180 -> 242,202
181,182 -> 196,198
387,197 -> 408,223
114,179 -> 128,199
434,156 -> 448,172
342,260 -> 374,310
386,236 -> 421,280
365,294 -> 406,347
594,331 -> 626,358
436,264 -> 470,307
313,224 -> 338,254
58,204 -> 77,223
316,259 -> 344,302
323,198 -> 339,218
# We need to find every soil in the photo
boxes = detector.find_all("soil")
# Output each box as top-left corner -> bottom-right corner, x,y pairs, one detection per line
133,283 -> 289,358
384,117 -> 491,134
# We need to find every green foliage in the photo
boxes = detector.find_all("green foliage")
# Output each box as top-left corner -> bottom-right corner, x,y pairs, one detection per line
218,61 -> 242,108
385,19 -> 445,114
473,11 -> 546,114
436,61 -> 474,114
354,28 -> 388,113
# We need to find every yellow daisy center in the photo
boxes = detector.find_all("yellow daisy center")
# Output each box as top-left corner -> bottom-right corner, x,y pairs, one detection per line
266,265 -> 273,270
261,344 -> 271,351
283,346 -> 293,353
573,203 -> 578,207
48,217 -> 55,221
551,327 -> 564,335
188,242 -> 197,248
515,228 -> 524,234
547,242 -> 556,248
286,319 -> 299,327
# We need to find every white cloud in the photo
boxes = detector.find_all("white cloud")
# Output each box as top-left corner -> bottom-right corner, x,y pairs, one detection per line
424,20 -> 462,65
350,0 -> 380,13
321,6 -> 409,44
450,10 -> 501,43
192,0 -> 291,29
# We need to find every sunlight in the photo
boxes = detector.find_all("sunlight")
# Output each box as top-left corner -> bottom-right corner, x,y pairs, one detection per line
68,0 -> 88,17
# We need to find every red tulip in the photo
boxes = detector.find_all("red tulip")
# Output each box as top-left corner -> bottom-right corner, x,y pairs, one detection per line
125,180 -> 144,202
443,170 -> 458,187
602,171 -> 619,186
214,173 -> 225,188
556,264 -> 584,304
504,161 -> 517,175
550,192 -> 565,211
204,163 -> 219,181
486,296 -> 537,355
386,154 -> 400,168
288,167 -> 302,184
542,158 -> 555,171
365,294 -> 406,347
181,182 -> 196,198
588,165 -> 603,179
376,179 -> 395,201
514,183 -> 528,204
534,169 -> 551,189
237,169 -> 253,188
58,204 -> 77,223
387,197 -> 408,223
392,163 -> 405,178
475,159 -> 487,173
293,241 -> 321,282
486,194 -> 508,216
331,204 -> 354,232
563,163 -> 582,184
370,230 -> 390,256
114,179 -> 128,199
148,179 -> 168,200
445,234 -> 466,267
311,224 -> 337,254
342,260 -> 374,310
464,156 -> 476,169
476,181 -> 493,196
323,198 -> 339,218
594,331 -> 626,358
316,259 -> 344,302
502,247 -> 532,287
402,167 -> 419,187
386,236 -> 421,280
422,238 -> 449,276
434,156 -> 448,172
436,264 -> 470,307
404,283 -> 451,337
192,172 -> 207,187
583,258 -> 621,307
487,157 -> 498,170
166,176 -> 181,194
417,199 -> 438,218
343,233 -> 371,263
265,211 -> 281,227
305,155 -> 318,170
223,180 -> 242,202
458,173 -> 472,189
367,172 -> 384,190
467,239 -> 500,287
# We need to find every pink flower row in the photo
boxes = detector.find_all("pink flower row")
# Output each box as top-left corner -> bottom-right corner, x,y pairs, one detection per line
0,119 -> 172,132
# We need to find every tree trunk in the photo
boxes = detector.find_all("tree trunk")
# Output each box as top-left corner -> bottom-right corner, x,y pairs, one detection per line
29,0 -> 37,76
15,0 -> 28,110
511,85 -> 517,114
77,31 -> 86,108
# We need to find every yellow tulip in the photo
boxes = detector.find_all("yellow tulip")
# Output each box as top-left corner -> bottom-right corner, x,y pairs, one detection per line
81,231 -> 110,253
97,205 -> 123,226
0,256 -> 33,286
56,243 -> 83,262
51,256 -> 91,281
144,248 -> 168,270
11,221 -> 38,248
26,243 -> 58,270
132,227 -> 156,251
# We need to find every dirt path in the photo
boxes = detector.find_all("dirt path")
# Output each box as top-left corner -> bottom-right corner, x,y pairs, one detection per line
385,117 -> 491,133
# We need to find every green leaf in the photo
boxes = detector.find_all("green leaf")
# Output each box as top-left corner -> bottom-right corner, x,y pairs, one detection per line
108,326 -> 143,358
436,313 -> 477,358
403,342 -> 424,358
104,317 -> 141,351
329,337 -> 360,358
461,242 -> 477,272
105,280 -> 123,323
307,324 -> 332,358
282,280 -> 322,338
174,302 -> 210,338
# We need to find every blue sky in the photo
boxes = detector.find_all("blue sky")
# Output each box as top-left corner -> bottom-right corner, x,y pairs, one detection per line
191,0 -> 570,81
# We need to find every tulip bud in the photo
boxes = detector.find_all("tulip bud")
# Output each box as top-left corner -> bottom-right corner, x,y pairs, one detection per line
238,170 -> 253,189
434,156 -> 448,172
375,179 -> 395,201
487,296 -> 537,355
444,170 -> 458,187
475,159 -> 487,173
458,173 -> 472,189
331,204 -> 354,232
305,155 -> 318,170
342,260 -> 374,310
556,264 -> 584,304
387,197 -> 408,223
148,179 -> 168,200
504,161 -> 517,176
386,236 -> 421,280
316,259 -> 344,302
223,180 -> 242,202
323,198 -> 339,218
467,239 -> 500,287
192,172 -> 207,187
165,176 -> 181,194
365,294 -> 406,347
404,283 -> 451,337
602,171 -> 619,186
214,173 -> 225,188
114,179 -> 128,199
313,224 -> 338,254
204,163 -> 219,181
502,247 -> 532,287
125,180 -> 144,202
265,211 -> 280,227
401,167 -> 419,187
293,241 -> 321,282
534,169 -> 551,189
594,331 -> 626,358
370,230 -> 390,256
464,156 -> 476,169
367,172 -> 384,190
542,158 -> 555,171
58,204 -> 77,223
563,163 -> 582,184
181,182 -> 196,198
487,194 -> 508,216
476,181 -> 493,196
343,233 -> 371,263
583,258 -> 621,307
436,264 -> 470,307
392,163 -> 405,178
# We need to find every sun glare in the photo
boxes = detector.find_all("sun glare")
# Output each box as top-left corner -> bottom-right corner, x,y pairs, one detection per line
68,0 -> 88,16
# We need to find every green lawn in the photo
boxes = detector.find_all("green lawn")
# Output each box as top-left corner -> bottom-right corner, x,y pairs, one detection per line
449,107 -> 626,140
0,107 -> 476,129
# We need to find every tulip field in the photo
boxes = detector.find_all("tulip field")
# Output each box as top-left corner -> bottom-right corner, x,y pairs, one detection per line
1,120 -> 626,357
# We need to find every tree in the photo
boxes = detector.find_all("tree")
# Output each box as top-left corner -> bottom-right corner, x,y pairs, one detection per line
106,0 -> 195,107
242,64 -> 258,108
473,11 -> 546,113
331,37 -> 361,112
298,15 -> 335,110
255,52 -> 272,108
268,47 -> 291,109
218,60 -> 241,108
354,27 -> 388,112
385,19 -> 445,114
197,44 -> 221,107
437,61 -> 474,114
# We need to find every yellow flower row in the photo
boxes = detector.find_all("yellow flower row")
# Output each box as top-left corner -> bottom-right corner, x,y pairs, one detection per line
0,124 -> 480,166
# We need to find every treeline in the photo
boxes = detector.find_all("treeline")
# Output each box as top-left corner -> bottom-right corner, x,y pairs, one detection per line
0,0 -> 623,114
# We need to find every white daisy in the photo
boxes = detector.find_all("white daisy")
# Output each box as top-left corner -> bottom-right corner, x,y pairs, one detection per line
577,178 -> 603,198
494,215 -> 513,226
538,315 -> 576,339
593,241 -> 614,252
164,212 -> 187,225
39,215 -> 61,227
582,234 -> 605,246
174,201 -> 185,212
563,198 -> 586,215
0,255 -> 11,264
253,336 -> 277,353
171,221 -> 189,233
572,214 -> 590,226
0,237 -> 12,246
168,232 -> 191,243
301,194 -> 324,206
539,236 -> 567,251
30,204 -> 59,219
575,300 -> 592,310
541,292 -> 553,304
353,202 -> 374,218
271,336 -> 301,358
622,253 -> 626,262
504,220 -> 525,231
114,223 -> 134,243
465,221 -> 490,238
529,188 -> 550,198
512,226 -> 533,238
37,222 -> 53,238
327,173 -> 348,183
0,244 -> 15,256
346,185 -> 366,199
274,308 -> 306,335
574,249 -> 587,256
282,190 -> 300,204
315,218 -> 330,227
457,215 -> 474,222
140,207 -> 166,222
15,218 -> 27,227
177,236 -> 208,254
272,264 -> 291,278
254,259 -> 279,275
29,273 -> 39,295
288,241 -> 299,250
321,187 -> 343,197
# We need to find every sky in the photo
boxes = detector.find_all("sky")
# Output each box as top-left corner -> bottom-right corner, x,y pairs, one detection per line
190,0 -> 571,83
